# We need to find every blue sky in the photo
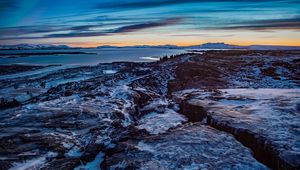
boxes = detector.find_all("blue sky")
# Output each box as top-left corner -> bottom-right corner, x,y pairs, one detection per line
0,0 -> 299,47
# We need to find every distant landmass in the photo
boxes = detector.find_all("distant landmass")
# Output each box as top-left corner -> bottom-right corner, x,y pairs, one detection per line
0,44 -> 71,50
96,44 -> 180,49
187,42 -> 242,49
1,42 -> 300,50
98,42 -> 300,50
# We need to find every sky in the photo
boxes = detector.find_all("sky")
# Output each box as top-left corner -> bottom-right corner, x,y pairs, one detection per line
0,0 -> 299,47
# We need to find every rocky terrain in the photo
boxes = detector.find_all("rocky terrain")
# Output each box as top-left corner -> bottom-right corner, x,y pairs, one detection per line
0,50 -> 299,170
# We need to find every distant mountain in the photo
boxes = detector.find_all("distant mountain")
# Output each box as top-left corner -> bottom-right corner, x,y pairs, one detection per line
0,44 -> 71,50
96,45 -> 120,48
187,43 -> 300,50
134,45 -> 181,49
97,44 -> 181,49
187,42 -> 244,49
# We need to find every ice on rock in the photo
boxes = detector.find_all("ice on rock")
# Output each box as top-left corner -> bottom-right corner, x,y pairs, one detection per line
137,109 -> 187,134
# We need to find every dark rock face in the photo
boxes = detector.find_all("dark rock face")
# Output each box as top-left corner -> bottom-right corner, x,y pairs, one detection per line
0,160 -> 13,170
0,50 -> 299,169
179,99 -> 207,122
207,116 -> 300,170
0,98 -> 20,110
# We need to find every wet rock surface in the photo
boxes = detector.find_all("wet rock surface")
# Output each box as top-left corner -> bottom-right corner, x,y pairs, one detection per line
0,50 -> 299,169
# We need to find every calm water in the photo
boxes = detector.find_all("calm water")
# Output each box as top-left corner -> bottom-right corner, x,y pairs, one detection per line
0,48 -> 186,65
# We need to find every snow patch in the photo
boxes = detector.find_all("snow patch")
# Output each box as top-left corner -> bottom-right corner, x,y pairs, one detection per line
139,56 -> 160,61
137,141 -> 155,153
103,70 -> 117,74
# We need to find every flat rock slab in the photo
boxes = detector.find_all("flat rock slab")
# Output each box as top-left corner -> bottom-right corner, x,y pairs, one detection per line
104,123 -> 268,170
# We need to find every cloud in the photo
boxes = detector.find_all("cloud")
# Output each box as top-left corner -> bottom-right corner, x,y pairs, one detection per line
96,0 -> 200,9
0,17 -> 184,40
69,24 -> 103,32
69,15 -> 163,24
113,17 -> 183,33
0,25 -> 68,36
2,15 -> 299,41
1,15 -> 299,41
170,33 -> 235,37
219,16 -> 300,30
46,17 -> 183,38
0,0 -> 17,10
96,0 -> 296,9
0,24 -> 107,38
45,32 -> 107,38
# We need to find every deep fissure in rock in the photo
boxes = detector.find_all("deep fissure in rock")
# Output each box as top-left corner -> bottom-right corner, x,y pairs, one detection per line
178,99 -> 298,170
